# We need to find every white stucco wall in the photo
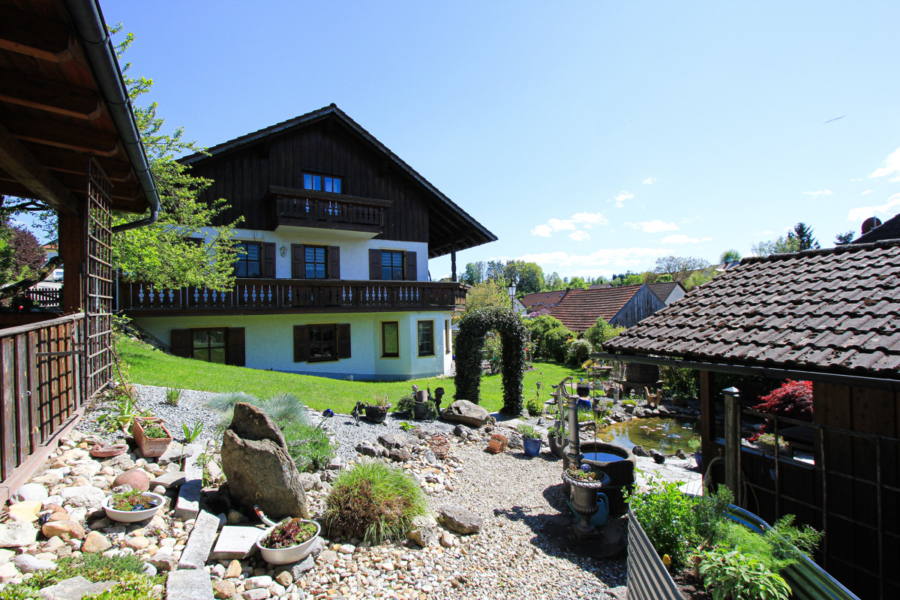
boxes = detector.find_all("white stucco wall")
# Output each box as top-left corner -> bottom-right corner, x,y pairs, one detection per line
134,311 -> 454,381
197,227 -> 430,281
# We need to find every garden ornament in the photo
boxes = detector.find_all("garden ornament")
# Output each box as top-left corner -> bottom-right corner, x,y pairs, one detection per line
323,409 -> 334,418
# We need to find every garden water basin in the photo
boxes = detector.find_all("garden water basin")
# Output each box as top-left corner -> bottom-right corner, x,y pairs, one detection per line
596,417 -> 699,455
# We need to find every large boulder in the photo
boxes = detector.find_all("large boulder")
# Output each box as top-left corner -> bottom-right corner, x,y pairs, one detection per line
221,403 -> 309,521
441,400 -> 490,428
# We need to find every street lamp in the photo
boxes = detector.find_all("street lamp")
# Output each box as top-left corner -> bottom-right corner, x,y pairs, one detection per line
508,283 -> 516,307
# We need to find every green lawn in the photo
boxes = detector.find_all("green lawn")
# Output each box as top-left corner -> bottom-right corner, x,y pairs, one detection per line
118,337 -> 583,414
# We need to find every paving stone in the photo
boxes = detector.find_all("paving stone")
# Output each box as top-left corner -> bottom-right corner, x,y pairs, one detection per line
38,576 -> 115,600
0,522 -> 37,547
178,510 -> 220,570
210,525 -> 262,560
151,471 -> 186,489
174,444 -> 204,520
156,440 -> 184,467
166,569 -> 215,600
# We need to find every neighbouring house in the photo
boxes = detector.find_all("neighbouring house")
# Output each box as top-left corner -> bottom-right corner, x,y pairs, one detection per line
645,281 -> 686,305
852,211 -> 900,244
512,297 -> 528,315
601,241 -> 900,598
120,104 -> 496,380
0,0 -> 159,500
521,284 -> 666,330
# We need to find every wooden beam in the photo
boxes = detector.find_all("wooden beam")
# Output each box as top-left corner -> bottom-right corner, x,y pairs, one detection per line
0,6 -> 72,63
700,369 -> 715,475
23,144 -> 132,182
0,122 -> 78,214
4,114 -> 119,157
51,171 -> 141,201
0,68 -> 100,120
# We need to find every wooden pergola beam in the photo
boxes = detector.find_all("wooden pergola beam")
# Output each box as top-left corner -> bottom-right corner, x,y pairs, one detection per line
5,115 -> 119,157
24,143 -> 132,182
0,122 -> 79,215
0,68 -> 100,120
0,6 -> 71,63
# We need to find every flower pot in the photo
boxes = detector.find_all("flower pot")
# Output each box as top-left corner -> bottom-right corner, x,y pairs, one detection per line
413,402 -> 432,421
364,405 -> 390,424
132,418 -> 172,458
256,520 -> 321,565
103,492 -> 164,523
523,437 -> 542,457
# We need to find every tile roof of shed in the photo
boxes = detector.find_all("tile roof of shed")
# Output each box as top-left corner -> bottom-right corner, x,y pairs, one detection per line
605,241 -> 900,380
522,286 -> 642,331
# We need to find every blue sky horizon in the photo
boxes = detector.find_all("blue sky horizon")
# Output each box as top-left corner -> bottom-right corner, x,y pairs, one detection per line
97,0 -> 900,281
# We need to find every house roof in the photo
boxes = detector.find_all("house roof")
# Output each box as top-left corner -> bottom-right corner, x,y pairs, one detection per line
523,286 -> 643,331
646,282 -> 685,304
854,212 -> 900,244
605,241 -> 900,380
179,104 -> 496,258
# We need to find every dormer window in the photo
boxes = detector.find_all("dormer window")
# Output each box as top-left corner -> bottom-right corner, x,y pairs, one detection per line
304,173 -> 342,194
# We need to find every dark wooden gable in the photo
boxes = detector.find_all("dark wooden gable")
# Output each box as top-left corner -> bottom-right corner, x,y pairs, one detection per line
191,119 -> 429,244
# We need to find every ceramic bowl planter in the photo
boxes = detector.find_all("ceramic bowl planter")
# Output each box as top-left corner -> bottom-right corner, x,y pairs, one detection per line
132,417 -> 172,458
523,437 -> 542,457
364,404 -> 390,424
103,492 -> 164,523
256,519 -> 321,565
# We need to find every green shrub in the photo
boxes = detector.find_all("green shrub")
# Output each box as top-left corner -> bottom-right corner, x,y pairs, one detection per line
324,463 -> 428,544
205,392 -> 261,413
583,317 -> 625,350
525,394 -> 544,417
698,548 -> 791,600
262,393 -> 307,425
565,338 -> 593,367
164,387 -> 182,406
0,554 -> 153,600
282,421 -> 336,472
660,365 -> 699,399
541,326 -> 572,363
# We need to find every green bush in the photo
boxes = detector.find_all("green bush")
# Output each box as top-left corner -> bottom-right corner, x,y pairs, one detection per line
282,421 -> 336,472
566,338 -> 593,366
583,317 -> 625,350
698,549 -> 791,600
660,365 -> 699,398
324,463 -> 428,544
525,394 -> 544,417
541,326 -> 572,363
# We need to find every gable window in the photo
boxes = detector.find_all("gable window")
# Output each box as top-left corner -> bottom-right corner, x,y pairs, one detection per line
417,321 -> 434,357
382,251 -> 404,280
294,323 -> 351,362
304,173 -> 342,194
291,244 -> 340,279
235,242 -> 262,277
382,322 -> 399,358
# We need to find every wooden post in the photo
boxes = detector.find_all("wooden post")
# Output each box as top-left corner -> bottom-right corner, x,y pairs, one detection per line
723,386 -> 741,506
451,244 -> 457,283
699,370 -> 714,474
58,212 -> 85,313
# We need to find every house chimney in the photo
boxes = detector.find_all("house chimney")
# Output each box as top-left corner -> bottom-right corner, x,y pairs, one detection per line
862,216 -> 883,235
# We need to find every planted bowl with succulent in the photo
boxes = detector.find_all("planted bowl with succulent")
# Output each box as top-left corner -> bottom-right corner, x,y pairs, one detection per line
256,517 -> 322,564
103,489 -> 164,523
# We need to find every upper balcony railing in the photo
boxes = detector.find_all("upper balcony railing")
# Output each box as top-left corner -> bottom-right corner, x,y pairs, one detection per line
119,279 -> 468,314
268,186 -> 391,234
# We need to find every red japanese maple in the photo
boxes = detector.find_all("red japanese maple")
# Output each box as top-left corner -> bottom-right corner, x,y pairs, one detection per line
752,380 -> 813,436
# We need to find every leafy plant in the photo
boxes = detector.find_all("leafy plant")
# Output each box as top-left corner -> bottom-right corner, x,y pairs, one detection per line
394,394 -> 416,415
98,393 -> 152,433
525,393 -> 544,417
398,421 -> 415,432
583,317 -> 625,351
660,365 -> 699,399
371,393 -> 389,407
687,437 -> 702,452
698,548 -> 791,600
262,393 -> 307,424
260,518 -> 318,550
755,433 -> 789,455
622,399 -> 636,406
182,421 -> 203,443
324,462 -> 428,544
541,326 -> 573,363
141,424 -> 168,439
0,553 -> 151,599
195,451 -> 223,488
282,421 -> 336,473
164,387 -> 181,406
565,338 -> 594,367
112,490 -> 158,512
753,380 -> 813,437
517,424 -> 540,439
204,392 -> 261,414
715,515 -> 822,574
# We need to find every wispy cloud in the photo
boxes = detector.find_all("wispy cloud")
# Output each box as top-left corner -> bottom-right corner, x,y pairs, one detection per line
803,189 -> 833,199
642,177 -> 657,185
861,189 -> 874,195
626,220 -> 679,233
568,231 -> 590,242
607,191 -> 635,208
661,234 -> 712,244
530,212 -> 608,237
870,147 -> 900,180
847,192 -> 900,222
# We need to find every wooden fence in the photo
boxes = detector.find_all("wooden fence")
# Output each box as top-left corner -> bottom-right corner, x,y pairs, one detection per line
0,313 -> 86,502
24,288 -> 61,309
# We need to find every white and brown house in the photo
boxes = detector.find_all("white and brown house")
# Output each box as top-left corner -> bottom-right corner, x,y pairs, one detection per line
119,105 -> 496,380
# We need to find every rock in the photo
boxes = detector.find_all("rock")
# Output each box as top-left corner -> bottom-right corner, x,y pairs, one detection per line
275,571 -> 293,586
242,590 -> 271,600
441,400 -> 490,427
244,575 -> 273,590
33,472 -> 63,486
148,550 -> 178,572
126,536 -> 149,550
41,521 -> 85,541
423,450 -> 438,465
167,569 -> 215,600
438,505 -> 483,534
210,526 -> 261,560
268,583 -> 286,597
225,559 -> 242,578
59,486 -> 104,509
13,483 -> 48,503
634,408 -> 647,419
0,549 -> 13,564
452,424 -> 472,438
82,532 -> 111,554
226,510 -> 244,525
70,462 -> 101,478
113,470 -> 150,492
179,510 -> 220,569
212,579 -> 236,599
389,448 -> 412,462
15,554 -> 56,573
377,433 -> 408,450
37,576 -> 116,600
221,404 -> 309,520
440,530 -> 456,548
289,555 -> 316,577
406,515 -> 441,548
8,500 -> 42,523
0,562 -> 18,582
651,451 -> 666,464
632,445 -> 651,457
675,448 -> 687,459
355,441 -> 385,457
296,473 -> 320,492
142,563 -> 157,577
0,522 -> 37,547
151,471 -> 185,489
505,430 -> 524,450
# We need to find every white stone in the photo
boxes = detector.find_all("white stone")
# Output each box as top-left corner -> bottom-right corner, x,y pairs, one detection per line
210,526 -> 262,560
59,486 -> 104,509
166,568 -> 215,600
12,483 -> 48,503
244,575 -> 273,590
0,522 -> 37,548
13,554 -> 56,574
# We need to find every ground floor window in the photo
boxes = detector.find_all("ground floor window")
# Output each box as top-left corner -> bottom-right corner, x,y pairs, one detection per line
294,323 -> 351,362
382,321 -> 399,358
309,324 -> 337,362
418,320 -> 434,357
192,329 -> 227,363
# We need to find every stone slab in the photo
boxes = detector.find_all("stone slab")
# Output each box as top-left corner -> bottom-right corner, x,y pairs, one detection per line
38,576 -> 116,600
157,440 -> 184,467
151,471 -> 186,489
166,569 -> 215,600
210,525 -> 263,560
174,444 -> 205,520
178,510 -> 220,570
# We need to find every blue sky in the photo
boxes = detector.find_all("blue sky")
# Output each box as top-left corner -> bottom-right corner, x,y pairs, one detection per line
100,0 -> 900,280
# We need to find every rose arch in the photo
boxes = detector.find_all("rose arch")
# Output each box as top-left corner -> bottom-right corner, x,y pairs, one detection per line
453,307 -> 528,415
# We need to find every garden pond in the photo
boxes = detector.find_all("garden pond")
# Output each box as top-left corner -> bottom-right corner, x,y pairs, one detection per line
594,417 -> 700,455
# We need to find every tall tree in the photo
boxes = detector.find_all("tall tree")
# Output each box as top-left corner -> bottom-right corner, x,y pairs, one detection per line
544,272 -> 564,291
791,222 -> 820,251
835,230 -> 855,245
515,262 -> 544,294
720,249 -> 742,263
461,262 -> 484,285
654,256 -> 711,282
464,280 -> 512,312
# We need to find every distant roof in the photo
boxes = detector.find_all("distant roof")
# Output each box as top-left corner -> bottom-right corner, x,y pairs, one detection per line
606,241 -> 900,380
180,104 -> 496,258
854,212 -> 900,244
522,286 -> 643,331
646,282 -> 685,304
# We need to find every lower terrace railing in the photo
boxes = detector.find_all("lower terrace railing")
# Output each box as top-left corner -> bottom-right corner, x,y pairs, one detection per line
24,288 -> 62,309
0,313 -> 86,502
119,279 -> 468,312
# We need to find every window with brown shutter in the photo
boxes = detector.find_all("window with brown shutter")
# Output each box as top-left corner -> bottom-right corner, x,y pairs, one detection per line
368,249 -> 418,281
263,243 -> 276,278
294,324 -> 351,362
171,329 -> 190,358
292,245 -> 341,279
226,328 -> 245,366
235,242 -> 263,278
172,328 -> 245,365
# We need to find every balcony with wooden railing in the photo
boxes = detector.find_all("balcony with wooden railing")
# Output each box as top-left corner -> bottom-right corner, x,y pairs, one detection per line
119,279 -> 468,316
268,186 -> 390,235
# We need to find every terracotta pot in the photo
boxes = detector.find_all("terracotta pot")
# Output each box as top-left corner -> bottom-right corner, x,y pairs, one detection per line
132,418 -> 172,458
